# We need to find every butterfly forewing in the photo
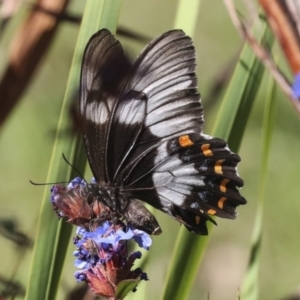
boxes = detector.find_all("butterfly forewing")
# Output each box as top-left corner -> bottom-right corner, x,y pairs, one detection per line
111,30 -> 204,182
126,30 -> 204,142
80,29 -> 132,182
79,28 -> 246,235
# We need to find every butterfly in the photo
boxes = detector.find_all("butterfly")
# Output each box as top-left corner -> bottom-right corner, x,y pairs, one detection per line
79,28 -> 246,235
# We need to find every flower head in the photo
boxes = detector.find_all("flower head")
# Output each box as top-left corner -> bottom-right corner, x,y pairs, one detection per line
50,178 -> 153,299
292,73 -> 300,99
50,177 -> 111,229
74,221 -> 151,298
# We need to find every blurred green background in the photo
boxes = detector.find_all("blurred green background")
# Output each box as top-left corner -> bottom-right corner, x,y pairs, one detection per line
1,1 -> 300,299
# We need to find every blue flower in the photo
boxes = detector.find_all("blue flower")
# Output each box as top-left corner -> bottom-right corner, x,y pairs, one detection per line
130,226 -> 152,250
73,220 -> 151,297
292,73 -> 300,99
75,221 -> 152,251
74,271 -> 87,282
67,177 -> 86,188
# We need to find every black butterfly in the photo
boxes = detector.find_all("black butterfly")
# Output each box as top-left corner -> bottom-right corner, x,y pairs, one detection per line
79,29 -> 246,235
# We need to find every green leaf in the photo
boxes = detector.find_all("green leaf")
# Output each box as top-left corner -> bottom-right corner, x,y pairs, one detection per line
212,25 -> 272,148
25,1 -> 122,300
116,279 -> 141,299
240,74 -> 277,300
173,0 -> 201,36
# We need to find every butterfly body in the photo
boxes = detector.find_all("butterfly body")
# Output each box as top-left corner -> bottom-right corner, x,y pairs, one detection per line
79,29 -> 246,235
85,182 -> 162,234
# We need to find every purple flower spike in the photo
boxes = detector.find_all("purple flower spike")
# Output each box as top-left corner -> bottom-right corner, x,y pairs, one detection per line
49,177 -> 153,299
73,220 -> 151,298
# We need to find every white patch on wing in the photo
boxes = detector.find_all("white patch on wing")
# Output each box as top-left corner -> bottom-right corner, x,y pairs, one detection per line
143,76 -> 192,98
153,141 -> 169,165
84,97 -> 115,124
147,115 -> 197,137
152,171 -> 195,206
171,164 -> 198,176
116,99 -> 145,125
155,155 -> 183,172
152,172 -> 173,186
156,187 -> 185,206
85,102 -> 109,124
173,176 -> 205,187
167,182 -> 192,196
146,99 -> 195,126
153,142 -> 185,171
190,202 -> 200,209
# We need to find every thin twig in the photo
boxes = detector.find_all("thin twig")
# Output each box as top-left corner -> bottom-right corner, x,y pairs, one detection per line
223,0 -> 300,117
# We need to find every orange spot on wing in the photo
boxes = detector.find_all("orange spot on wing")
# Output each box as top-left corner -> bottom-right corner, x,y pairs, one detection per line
220,178 -> 230,192
179,135 -> 194,147
201,144 -> 213,156
218,197 -> 227,209
207,209 -> 216,215
214,159 -> 225,174
195,215 -> 201,224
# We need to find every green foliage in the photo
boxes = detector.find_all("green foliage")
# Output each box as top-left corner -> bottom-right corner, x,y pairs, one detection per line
241,74 -> 277,300
1,1 -> 299,300
25,1 -> 122,300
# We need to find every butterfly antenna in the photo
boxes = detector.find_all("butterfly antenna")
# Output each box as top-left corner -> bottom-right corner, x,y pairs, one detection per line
62,153 -> 87,184
29,180 -> 69,186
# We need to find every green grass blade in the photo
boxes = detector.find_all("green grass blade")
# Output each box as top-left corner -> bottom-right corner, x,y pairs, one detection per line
25,1 -> 122,300
240,75 -> 277,300
213,16 -> 272,144
173,0 -> 201,35
161,15 -> 273,300
160,228 -> 209,300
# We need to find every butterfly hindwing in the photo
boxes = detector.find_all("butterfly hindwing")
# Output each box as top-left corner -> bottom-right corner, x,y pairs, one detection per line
125,134 -> 246,233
